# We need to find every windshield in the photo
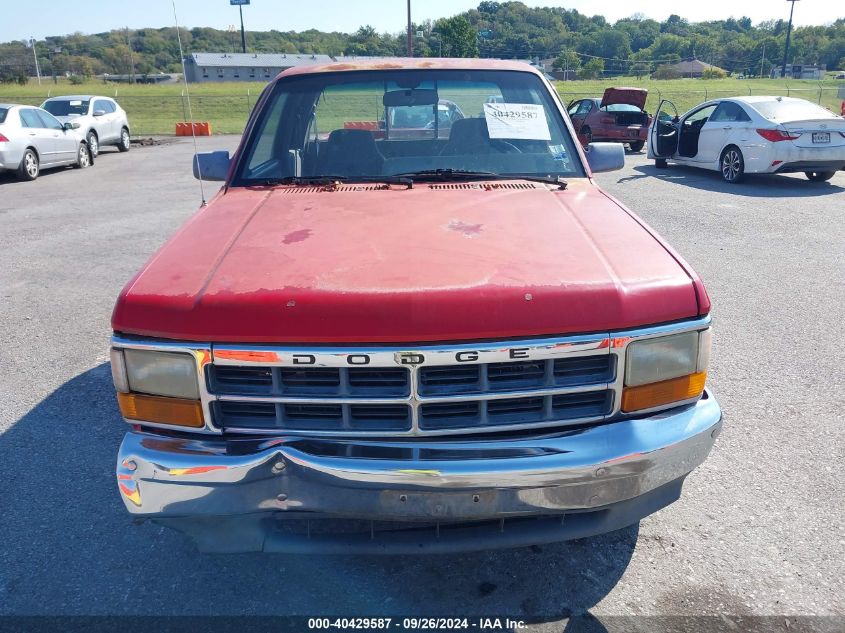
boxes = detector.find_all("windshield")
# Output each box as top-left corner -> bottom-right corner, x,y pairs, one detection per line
751,98 -> 837,122
601,104 -> 642,113
236,69 -> 584,184
42,99 -> 90,116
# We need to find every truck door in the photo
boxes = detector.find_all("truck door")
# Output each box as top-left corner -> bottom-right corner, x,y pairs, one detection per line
649,99 -> 679,158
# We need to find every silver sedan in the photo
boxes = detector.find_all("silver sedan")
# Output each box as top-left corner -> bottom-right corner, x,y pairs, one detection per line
0,104 -> 92,181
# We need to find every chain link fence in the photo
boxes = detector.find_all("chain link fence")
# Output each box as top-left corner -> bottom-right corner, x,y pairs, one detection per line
2,86 -> 842,136
0,92 -> 259,135
556,86 -> 843,117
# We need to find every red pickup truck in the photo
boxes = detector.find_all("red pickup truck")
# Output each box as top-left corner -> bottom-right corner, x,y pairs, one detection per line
111,59 -> 721,553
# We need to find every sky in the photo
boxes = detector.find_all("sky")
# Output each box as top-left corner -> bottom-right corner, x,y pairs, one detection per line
1,0 -> 841,44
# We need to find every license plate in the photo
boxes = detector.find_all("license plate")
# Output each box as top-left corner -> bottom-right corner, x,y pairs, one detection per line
628,130 -> 640,137
812,132 -> 830,144
382,489 -> 498,517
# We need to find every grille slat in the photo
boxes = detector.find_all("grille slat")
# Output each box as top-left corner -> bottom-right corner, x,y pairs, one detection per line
418,355 -> 613,396
209,366 -> 410,397
210,351 -> 617,434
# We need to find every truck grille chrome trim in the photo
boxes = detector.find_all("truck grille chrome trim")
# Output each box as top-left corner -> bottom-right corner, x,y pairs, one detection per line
111,316 -> 711,437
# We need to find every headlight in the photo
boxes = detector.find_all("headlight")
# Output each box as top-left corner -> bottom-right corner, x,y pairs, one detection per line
111,348 -> 204,428
120,349 -> 199,399
622,329 -> 711,413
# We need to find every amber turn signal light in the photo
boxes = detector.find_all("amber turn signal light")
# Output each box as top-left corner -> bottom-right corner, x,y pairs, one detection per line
621,371 -> 707,413
117,393 -> 204,428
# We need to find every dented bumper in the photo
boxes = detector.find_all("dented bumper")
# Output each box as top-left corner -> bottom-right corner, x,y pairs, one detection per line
116,390 -> 721,553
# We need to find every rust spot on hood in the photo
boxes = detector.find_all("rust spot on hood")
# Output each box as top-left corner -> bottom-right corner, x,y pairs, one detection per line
283,228 -> 312,244
447,220 -> 484,238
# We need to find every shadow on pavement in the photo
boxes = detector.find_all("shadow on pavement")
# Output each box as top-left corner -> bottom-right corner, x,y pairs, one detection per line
628,163 -> 845,197
0,166 -> 82,185
0,364 -> 637,620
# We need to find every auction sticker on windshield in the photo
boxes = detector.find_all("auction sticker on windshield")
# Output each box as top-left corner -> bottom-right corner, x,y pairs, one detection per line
483,103 -> 551,140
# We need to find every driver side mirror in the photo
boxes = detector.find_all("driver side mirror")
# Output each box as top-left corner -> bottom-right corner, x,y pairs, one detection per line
585,142 -> 625,173
63,121 -> 80,131
193,150 -> 231,181
93,110 -> 106,117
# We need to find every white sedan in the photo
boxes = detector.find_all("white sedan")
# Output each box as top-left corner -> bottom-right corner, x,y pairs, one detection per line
0,104 -> 92,180
647,96 -> 845,183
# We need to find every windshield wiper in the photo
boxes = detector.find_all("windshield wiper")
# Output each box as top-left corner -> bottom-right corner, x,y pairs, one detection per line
247,175 -> 413,188
392,169 -> 567,189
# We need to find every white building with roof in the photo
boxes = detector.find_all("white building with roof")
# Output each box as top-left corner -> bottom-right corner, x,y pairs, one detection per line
183,52 -> 336,82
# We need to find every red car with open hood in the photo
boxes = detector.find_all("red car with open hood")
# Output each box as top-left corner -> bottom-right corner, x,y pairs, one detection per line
110,59 -> 720,554
568,87 -> 651,151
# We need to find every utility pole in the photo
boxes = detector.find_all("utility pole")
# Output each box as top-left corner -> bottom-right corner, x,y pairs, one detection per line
125,28 -> 136,83
760,43 -> 765,78
406,0 -> 413,57
781,0 -> 799,79
230,0 -> 249,53
239,4 -> 246,53
30,37 -> 41,85
48,47 -> 61,84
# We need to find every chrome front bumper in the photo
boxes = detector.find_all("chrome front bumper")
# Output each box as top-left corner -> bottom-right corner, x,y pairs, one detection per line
116,390 -> 721,553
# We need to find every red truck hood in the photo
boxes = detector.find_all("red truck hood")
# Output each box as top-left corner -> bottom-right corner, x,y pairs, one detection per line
112,181 -> 707,343
600,87 -> 648,111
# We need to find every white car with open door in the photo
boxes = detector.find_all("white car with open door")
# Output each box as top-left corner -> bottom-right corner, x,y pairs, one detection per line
648,96 -> 845,183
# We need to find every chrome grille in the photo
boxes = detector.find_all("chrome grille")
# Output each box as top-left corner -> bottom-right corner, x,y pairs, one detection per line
214,401 -> 412,432
417,356 -> 613,396
113,316 -> 712,437
210,366 -> 410,397
418,391 -> 612,430
207,337 -> 619,436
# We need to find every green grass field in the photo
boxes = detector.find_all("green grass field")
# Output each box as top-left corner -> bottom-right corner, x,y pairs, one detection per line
556,77 -> 844,117
1,76 -> 842,136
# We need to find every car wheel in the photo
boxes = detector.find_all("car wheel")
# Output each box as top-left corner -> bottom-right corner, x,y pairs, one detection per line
655,158 -> 668,169
720,146 -> 745,183
86,131 -> 99,157
581,126 -> 593,144
76,144 -> 91,169
118,128 -> 131,152
17,148 -> 39,181
628,140 -> 645,152
804,170 -> 835,182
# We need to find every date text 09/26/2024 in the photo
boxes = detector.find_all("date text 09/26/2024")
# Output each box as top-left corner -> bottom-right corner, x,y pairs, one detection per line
307,618 -> 527,630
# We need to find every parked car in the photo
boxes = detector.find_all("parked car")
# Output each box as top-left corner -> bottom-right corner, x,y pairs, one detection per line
567,88 -> 651,152
110,59 -> 721,554
41,95 -> 130,157
384,99 -> 465,139
0,104 -> 92,180
648,95 -> 845,183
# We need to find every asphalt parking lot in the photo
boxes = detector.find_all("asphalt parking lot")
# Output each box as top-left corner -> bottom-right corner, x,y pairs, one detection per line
0,137 -> 843,628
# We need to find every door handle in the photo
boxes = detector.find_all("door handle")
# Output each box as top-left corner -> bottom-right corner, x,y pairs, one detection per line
28,132 -> 36,136
723,126 -> 731,130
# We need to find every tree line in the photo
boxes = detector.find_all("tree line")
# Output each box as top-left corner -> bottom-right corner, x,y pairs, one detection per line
1,1 -> 844,84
